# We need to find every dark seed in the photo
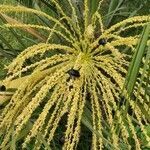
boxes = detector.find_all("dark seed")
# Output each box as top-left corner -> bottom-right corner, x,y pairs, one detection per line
67,69 -> 80,78
69,85 -> 73,90
98,38 -> 107,46
66,77 -> 70,82
0,85 -> 6,91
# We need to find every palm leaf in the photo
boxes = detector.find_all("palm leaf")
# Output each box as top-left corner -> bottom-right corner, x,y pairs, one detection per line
0,2 -> 149,150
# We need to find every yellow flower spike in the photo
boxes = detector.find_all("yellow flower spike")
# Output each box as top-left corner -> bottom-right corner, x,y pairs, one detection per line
90,92 -> 98,150
92,0 -> 105,31
4,23 -> 75,44
0,94 -> 11,105
0,80 -> 31,126
23,82 -> 67,148
104,16 -> 150,35
50,0 -> 82,40
69,83 -> 87,150
92,70 -> 132,149
92,12 -> 104,33
84,0 -> 89,29
1,70 -> 67,146
129,101 -> 150,145
46,86 -> 76,144
0,5 -> 76,41
5,44 -> 75,79
110,37 -> 138,47
46,16 -> 70,43
85,24 -> 95,39
63,79 -> 84,150
115,22 -> 149,35
67,0 -> 82,38
73,52 -> 85,70
126,114 -> 141,150
32,86 -> 72,149
17,70 -> 68,123
91,82 -> 103,149
0,2 -> 149,149
115,111 -> 131,148
90,16 -> 150,49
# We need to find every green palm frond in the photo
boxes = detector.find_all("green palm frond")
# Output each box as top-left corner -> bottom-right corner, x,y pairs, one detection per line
0,1 -> 150,149
16,0 -> 34,8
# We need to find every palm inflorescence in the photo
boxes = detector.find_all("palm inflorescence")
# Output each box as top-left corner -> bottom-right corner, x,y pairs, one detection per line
0,0 -> 150,149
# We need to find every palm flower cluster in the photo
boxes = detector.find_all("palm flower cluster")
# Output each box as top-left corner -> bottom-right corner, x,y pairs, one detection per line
0,1 -> 150,149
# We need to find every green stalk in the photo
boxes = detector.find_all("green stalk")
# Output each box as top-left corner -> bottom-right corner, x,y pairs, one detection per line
106,0 -> 123,27
0,34 -> 14,50
121,24 -> 150,123
0,14 -> 26,49
124,24 -> 150,96
82,106 -> 118,149
91,0 -> 99,16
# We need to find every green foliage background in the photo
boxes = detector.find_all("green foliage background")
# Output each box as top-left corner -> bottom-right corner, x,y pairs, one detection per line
0,0 -> 150,149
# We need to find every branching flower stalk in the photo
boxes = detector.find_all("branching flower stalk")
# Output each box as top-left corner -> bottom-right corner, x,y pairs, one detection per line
0,1 -> 150,149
